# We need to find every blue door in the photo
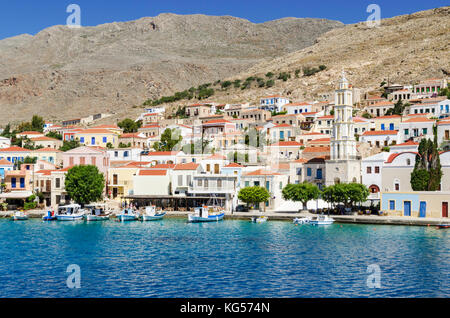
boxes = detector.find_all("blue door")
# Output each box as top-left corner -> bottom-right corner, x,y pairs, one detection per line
280,131 -> 284,140
404,201 -> 411,217
389,123 -> 394,130
20,178 -> 25,188
91,137 -> 96,145
381,124 -> 385,130
317,169 -> 323,179
419,201 -> 426,218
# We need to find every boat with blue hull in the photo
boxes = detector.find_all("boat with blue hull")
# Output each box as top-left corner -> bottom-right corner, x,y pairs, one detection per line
117,208 -> 139,222
188,206 -> 224,223
55,204 -> 85,221
141,206 -> 166,221
42,211 -> 57,221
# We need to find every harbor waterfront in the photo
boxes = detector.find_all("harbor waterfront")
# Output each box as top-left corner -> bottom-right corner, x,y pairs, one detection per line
0,218 -> 448,298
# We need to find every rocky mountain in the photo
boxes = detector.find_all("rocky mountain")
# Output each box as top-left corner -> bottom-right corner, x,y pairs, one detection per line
0,13 -> 343,125
211,7 -> 449,104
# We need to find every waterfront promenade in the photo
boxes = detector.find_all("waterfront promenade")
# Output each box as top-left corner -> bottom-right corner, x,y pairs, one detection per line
2,209 -> 448,226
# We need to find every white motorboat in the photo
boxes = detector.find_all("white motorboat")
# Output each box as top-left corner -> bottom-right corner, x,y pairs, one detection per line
251,216 -> 268,223
84,204 -> 110,221
56,204 -> 85,221
309,215 -> 335,225
188,206 -> 224,223
12,211 -> 28,221
117,208 -> 139,222
293,216 -> 312,224
141,206 -> 166,221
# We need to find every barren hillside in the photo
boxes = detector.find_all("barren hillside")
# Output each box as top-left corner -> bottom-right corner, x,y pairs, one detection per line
196,7 -> 450,105
0,13 -> 343,125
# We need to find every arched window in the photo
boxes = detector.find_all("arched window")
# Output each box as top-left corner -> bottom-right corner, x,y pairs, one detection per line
334,178 -> 341,185
369,185 -> 380,193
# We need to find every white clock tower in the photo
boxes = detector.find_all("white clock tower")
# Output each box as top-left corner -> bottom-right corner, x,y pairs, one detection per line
326,72 -> 361,185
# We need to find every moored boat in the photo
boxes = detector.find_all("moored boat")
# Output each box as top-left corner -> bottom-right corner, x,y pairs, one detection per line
309,215 -> 335,225
437,224 -> 450,229
117,208 -> 139,222
188,206 -> 224,223
141,206 -> 166,221
12,211 -> 28,221
251,216 -> 268,223
55,204 -> 85,221
42,210 -> 57,221
84,204 -> 111,221
293,216 -> 312,224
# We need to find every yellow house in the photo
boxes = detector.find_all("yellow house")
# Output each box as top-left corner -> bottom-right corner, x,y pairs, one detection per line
32,148 -> 63,166
108,163 -> 141,200
372,115 -> 402,131
74,129 -> 120,148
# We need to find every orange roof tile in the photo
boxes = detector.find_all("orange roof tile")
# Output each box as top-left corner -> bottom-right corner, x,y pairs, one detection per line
173,163 -> 200,171
403,117 -> 435,123
362,130 -> 398,136
138,169 -> 168,176
244,169 -> 281,176
0,159 -> 13,165
223,163 -> 243,168
270,141 -> 302,147
0,146 -> 30,152
302,146 -> 331,153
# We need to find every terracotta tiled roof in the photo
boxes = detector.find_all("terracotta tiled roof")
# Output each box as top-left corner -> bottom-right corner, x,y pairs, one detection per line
173,163 -> 200,170
362,130 -> 398,136
138,169 -> 168,176
223,163 -> 243,168
385,152 -> 418,164
203,119 -> 232,125
270,141 -> 302,147
76,129 -> 117,134
30,136 -> 59,141
392,140 -> 419,147
16,131 -> 42,135
150,163 -> 176,169
302,146 -> 330,153
244,169 -> 281,176
0,146 -> 30,152
403,117 -> 435,123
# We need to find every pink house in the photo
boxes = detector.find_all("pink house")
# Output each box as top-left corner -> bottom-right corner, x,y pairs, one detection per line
61,146 -> 110,177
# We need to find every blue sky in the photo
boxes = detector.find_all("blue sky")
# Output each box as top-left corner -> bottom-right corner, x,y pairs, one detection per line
0,0 -> 447,40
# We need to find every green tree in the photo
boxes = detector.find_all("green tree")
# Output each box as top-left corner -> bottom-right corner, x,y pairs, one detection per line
323,183 -> 369,209
238,186 -> 270,210
282,182 -> 321,210
411,128 -> 442,191
153,128 -> 182,152
45,131 -> 63,140
60,139 -> 81,152
265,72 -> 274,78
118,118 -> 141,133
31,115 -> 45,132
65,165 -> 105,206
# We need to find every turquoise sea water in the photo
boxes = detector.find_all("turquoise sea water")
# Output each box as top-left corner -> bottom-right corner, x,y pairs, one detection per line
0,218 -> 448,298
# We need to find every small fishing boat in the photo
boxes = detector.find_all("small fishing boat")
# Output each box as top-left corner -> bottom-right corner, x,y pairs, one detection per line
141,206 -> 165,221
293,216 -> 312,224
12,211 -> 28,221
309,215 -> 335,225
188,206 -> 224,223
251,216 -> 268,223
84,204 -> 110,221
437,224 -> 450,229
42,210 -> 57,221
55,204 -> 85,221
117,208 -> 139,222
